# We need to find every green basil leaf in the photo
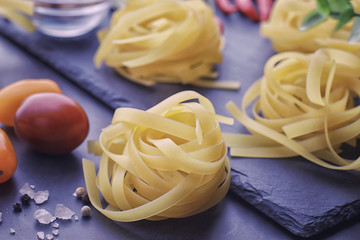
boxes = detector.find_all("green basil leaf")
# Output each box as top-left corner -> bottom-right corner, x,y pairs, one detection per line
327,0 -> 352,18
334,7 -> 355,31
317,0 -> 330,16
329,12 -> 341,19
349,16 -> 360,43
299,9 -> 328,31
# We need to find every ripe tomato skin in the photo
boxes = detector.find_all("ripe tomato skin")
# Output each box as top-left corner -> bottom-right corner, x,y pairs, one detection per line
0,129 -> 17,183
0,79 -> 62,127
14,92 -> 89,155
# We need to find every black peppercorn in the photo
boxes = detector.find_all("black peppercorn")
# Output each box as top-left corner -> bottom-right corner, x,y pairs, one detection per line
13,203 -> 22,212
20,194 -> 31,205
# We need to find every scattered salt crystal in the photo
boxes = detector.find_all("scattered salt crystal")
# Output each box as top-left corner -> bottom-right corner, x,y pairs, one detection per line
52,229 -> 59,236
0,212 -> 2,223
74,215 -> 79,221
52,222 -> 59,228
46,234 -> 54,240
55,204 -> 74,220
19,183 -> 35,199
10,228 -> 15,234
34,209 -> 56,224
37,231 -> 45,240
34,190 -> 50,204
72,191 -> 77,197
19,183 -> 50,205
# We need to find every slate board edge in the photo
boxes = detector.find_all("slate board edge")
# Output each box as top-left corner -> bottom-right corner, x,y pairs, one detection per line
0,19 -> 129,110
230,171 -> 360,238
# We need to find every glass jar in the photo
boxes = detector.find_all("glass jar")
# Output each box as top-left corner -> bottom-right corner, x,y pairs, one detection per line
31,0 -> 112,37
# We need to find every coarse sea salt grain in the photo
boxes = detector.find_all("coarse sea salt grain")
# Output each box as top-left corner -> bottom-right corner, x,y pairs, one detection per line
37,231 -> 45,240
34,209 -> 56,224
55,204 -> 75,220
34,190 -> 50,204
19,183 -> 35,199
46,234 -> 54,240
0,212 -> 2,223
52,222 -> 59,228
10,228 -> 15,234
52,229 -> 59,236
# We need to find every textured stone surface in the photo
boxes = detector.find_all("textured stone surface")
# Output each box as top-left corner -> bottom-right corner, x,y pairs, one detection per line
230,155 -> 360,237
1,14 -> 360,238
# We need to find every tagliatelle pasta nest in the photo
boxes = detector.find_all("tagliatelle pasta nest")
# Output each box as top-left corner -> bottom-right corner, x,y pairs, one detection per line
94,0 -> 240,90
224,48 -> 360,170
261,0 -> 360,54
83,91 -> 232,221
0,0 -> 34,31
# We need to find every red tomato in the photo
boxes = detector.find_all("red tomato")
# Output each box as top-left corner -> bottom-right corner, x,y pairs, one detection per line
0,128 -> 17,183
14,92 -> 89,155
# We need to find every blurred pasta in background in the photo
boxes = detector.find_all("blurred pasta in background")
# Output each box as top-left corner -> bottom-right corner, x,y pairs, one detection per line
261,0 -> 360,54
0,0 -> 34,31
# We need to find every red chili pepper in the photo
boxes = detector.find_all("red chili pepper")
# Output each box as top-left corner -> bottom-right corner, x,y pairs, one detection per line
215,0 -> 237,14
256,0 -> 273,21
234,0 -> 259,22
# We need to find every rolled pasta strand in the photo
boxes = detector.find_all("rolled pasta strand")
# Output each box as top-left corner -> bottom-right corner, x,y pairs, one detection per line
83,91 -> 232,221
224,48 -> 360,170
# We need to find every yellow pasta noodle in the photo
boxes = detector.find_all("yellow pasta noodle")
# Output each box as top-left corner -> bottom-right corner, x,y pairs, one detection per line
94,0 -> 240,90
260,0 -> 360,54
0,0 -> 34,31
83,91 -> 232,221
224,48 -> 360,170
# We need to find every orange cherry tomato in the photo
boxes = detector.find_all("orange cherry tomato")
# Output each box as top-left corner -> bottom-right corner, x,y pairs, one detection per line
14,92 -> 89,155
0,79 -> 62,126
0,129 -> 17,183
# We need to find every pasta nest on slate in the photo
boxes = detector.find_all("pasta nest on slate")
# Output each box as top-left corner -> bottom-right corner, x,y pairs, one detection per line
224,48 -> 360,171
94,0 -> 230,88
83,91 -> 232,221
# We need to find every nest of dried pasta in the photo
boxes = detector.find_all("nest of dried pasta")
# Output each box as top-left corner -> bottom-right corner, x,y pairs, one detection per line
83,91 -> 232,221
224,48 -> 360,170
94,0 -> 239,89
261,0 -> 360,54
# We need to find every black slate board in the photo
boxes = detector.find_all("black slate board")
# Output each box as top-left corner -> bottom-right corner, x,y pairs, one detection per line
1,9 -> 360,238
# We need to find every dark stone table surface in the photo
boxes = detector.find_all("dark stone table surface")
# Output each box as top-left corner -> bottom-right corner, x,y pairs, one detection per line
1,6 -> 360,240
